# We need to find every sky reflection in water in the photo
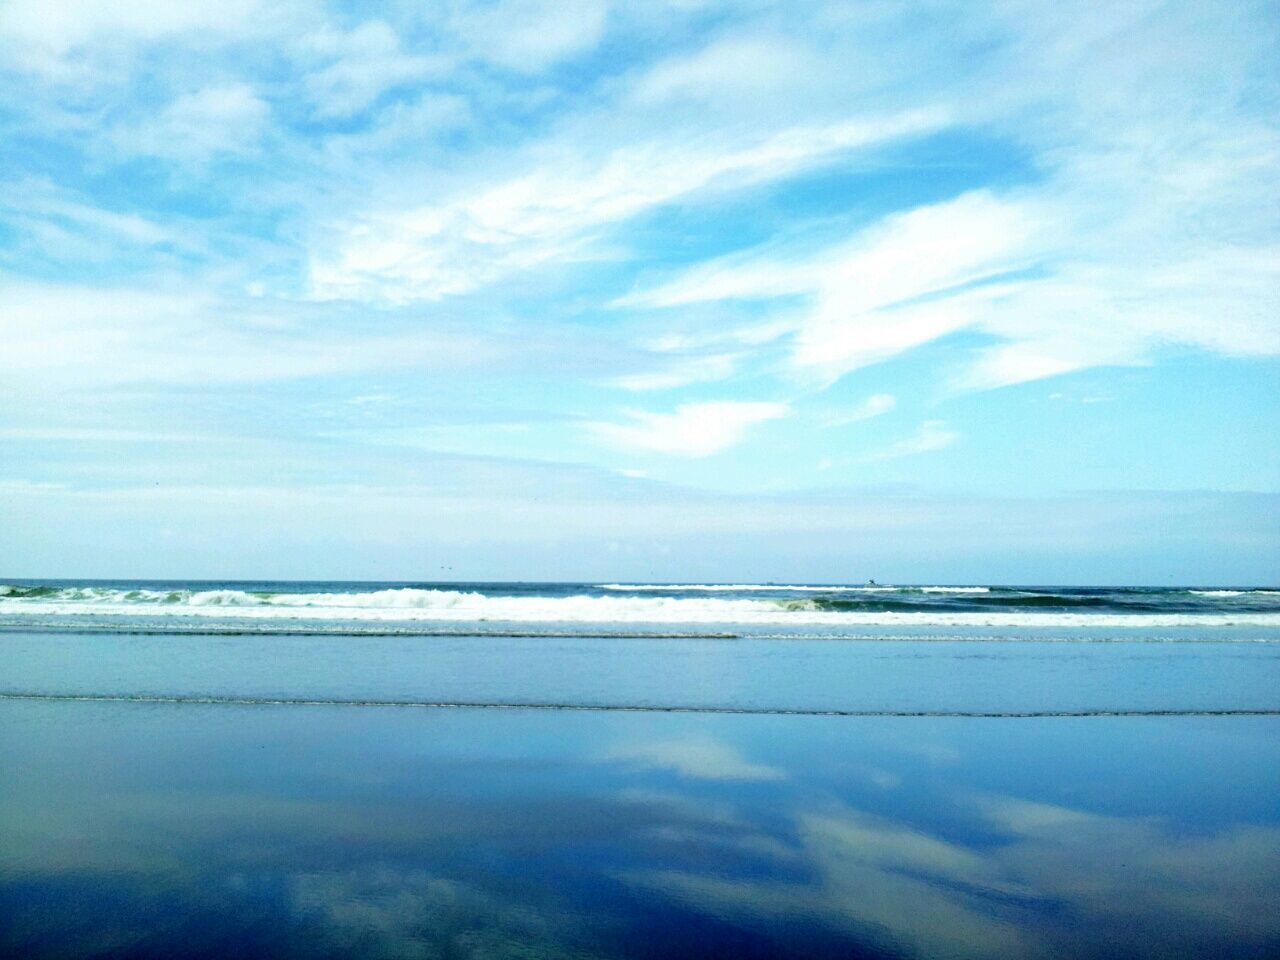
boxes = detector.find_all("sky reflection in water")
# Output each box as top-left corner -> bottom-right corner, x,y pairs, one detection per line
1,702 -> 1278,959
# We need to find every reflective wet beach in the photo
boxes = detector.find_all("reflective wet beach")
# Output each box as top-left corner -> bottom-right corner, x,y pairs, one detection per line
3,694 -> 1279,958
5,628 -> 1280,714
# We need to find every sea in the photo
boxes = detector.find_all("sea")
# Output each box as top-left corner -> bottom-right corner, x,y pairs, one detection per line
2,580 -> 1279,958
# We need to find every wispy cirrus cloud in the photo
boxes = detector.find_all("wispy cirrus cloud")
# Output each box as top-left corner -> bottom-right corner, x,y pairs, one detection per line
631,33 -> 816,107
445,0 -> 609,73
863,421 -> 959,462
306,110 -> 943,304
120,83 -> 271,162
296,20 -> 445,119
0,281 -> 504,388
0,0 -> 271,77
823,394 -> 896,427
613,4 -> 1280,392
608,352 -> 741,392
589,401 -> 789,458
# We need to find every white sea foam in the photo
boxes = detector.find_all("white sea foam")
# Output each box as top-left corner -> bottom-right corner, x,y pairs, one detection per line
1189,590 -> 1280,597
2,586 -> 1278,628
599,584 -> 991,593
600,583 -> 865,592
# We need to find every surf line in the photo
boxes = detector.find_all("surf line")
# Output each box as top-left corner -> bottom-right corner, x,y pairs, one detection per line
0,625 -> 743,639
1,692 -> 1278,718
1,625 -> 1275,643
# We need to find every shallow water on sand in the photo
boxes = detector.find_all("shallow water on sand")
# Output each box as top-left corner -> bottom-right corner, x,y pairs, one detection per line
3,629 -> 1280,715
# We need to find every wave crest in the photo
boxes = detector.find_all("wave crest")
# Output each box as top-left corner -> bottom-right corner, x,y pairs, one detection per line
2,583 -> 1279,628
599,583 -> 991,594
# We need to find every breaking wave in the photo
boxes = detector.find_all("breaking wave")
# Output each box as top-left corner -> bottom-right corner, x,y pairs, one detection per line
1189,590 -> 1280,597
598,584 -> 992,594
2,583 -> 1279,628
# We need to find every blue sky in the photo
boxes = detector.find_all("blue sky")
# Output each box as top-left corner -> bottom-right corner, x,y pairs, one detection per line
1,0 -> 1277,583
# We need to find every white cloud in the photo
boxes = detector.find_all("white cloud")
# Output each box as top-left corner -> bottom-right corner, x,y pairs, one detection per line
0,0 -> 265,69
0,281 -> 500,388
0,180 -> 168,244
823,393 -> 896,426
298,20 -> 443,118
0,179 -> 183,266
609,352 -> 740,391
644,326 -> 778,352
629,146 -> 1278,392
0,428 -> 208,443
958,249 -> 1280,389
307,111 -> 942,303
629,190 -> 1029,312
628,190 -> 1042,384
864,421 -> 958,461
590,401 -> 789,457
632,34 -> 815,105
123,84 -> 271,161
791,193 -> 1040,376
0,0 -> 296,93
610,2 -> 1280,392
447,0 -> 608,73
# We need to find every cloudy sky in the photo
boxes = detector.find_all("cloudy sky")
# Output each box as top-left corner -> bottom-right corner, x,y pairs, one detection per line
2,0 -> 1277,582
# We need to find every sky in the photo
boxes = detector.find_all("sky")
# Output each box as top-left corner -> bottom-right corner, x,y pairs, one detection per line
1,0 -> 1278,584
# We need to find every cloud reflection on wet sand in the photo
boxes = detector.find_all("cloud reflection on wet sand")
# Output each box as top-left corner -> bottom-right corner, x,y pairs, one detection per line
1,703 -> 1277,959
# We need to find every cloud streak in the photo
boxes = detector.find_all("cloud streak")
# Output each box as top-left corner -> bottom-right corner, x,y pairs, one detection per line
306,111 -> 942,304
863,421 -> 959,462
590,401 -> 790,458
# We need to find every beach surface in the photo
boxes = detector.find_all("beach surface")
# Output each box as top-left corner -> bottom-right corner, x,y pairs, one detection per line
2,580 -> 1279,958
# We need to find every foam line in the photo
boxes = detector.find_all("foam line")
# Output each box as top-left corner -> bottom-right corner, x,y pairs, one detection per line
597,584 -> 992,593
1,624 -> 1276,642
2,692 -> 1277,718
0,624 -> 741,639
2,598 -> 1278,626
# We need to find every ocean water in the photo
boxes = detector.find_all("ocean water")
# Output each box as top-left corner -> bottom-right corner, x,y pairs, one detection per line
4,579 -> 1280,633
2,580 -> 1279,958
